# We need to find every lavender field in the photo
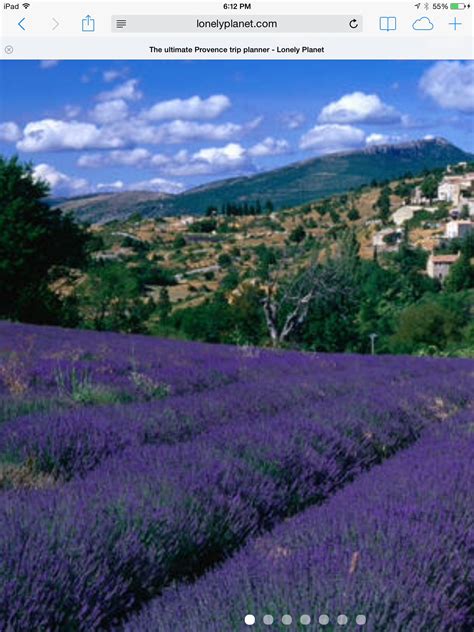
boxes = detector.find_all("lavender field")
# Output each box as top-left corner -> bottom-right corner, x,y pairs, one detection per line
0,321 -> 472,631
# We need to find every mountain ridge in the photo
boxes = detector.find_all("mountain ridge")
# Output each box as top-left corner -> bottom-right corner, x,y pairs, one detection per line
53,138 -> 473,224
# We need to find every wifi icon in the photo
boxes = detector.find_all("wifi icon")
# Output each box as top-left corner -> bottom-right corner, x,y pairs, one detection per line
23,3 -> 30,8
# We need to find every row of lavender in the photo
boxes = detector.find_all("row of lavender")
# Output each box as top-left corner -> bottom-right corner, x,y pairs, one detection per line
124,412 -> 474,632
1,323 -> 471,481
3,364 -> 467,481
1,375 -> 471,629
1,322 -> 473,630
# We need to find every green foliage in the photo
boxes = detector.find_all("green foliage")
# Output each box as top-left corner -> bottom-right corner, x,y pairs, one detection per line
135,261 -> 177,288
445,255 -> 474,292
54,367 -> 125,406
78,262 -> 153,333
347,207 -> 360,221
289,225 -> 306,244
374,186 -> 392,222
217,253 -> 232,268
157,287 -> 172,323
389,293 -> 470,354
420,174 -> 440,202
171,286 -> 266,346
0,156 -> 90,324
191,218 -> 217,233
173,235 -> 186,249
220,267 -> 240,291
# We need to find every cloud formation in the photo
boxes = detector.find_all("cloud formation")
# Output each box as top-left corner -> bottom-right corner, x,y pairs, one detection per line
420,61 -> 474,113
0,122 -> 21,142
318,92 -> 401,125
33,163 -> 89,195
300,124 -> 366,153
97,79 -> 143,102
143,95 -> 231,121
17,119 -> 124,152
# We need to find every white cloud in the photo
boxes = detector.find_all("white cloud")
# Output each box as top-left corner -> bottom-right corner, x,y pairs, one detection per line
129,177 -> 184,194
102,69 -> 128,83
98,79 -> 143,102
281,112 -> 306,130
148,143 -> 251,177
90,99 -> 129,124
96,180 -> 125,191
300,124 -> 366,153
117,117 -> 261,145
17,119 -> 124,152
420,61 -> 474,113
143,95 -> 231,121
248,137 -> 290,157
0,122 -> 21,142
33,163 -> 89,195
78,148 -> 152,168
318,92 -> 401,125
154,120 -> 248,143
366,133 -> 405,146
64,105 -> 82,119
40,60 -> 59,70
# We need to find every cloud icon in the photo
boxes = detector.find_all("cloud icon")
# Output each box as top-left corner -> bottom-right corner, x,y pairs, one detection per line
412,17 -> 434,31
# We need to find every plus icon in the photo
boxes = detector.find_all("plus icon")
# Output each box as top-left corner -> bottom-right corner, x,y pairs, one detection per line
449,17 -> 462,30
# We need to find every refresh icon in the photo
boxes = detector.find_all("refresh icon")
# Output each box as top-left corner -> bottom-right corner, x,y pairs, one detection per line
349,18 -> 359,29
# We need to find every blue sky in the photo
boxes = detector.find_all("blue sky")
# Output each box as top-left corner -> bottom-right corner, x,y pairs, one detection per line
0,60 -> 473,196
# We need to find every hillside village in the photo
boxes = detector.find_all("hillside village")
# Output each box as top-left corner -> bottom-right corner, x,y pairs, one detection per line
89,162 -> 474,312
371,164 -> 474,282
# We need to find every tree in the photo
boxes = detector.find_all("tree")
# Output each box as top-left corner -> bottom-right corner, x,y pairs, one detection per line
261,233 -> 360,346
0,156 -> 90,323
390,295 -> 468,353
173,235 -> 186,249
347,207 -> 360,221
78,262 -> 153,333
157,287 -> 172,323
217,253 -> 232,268
445,254 -> 474,292
374,186 -> 392,222
289,225 -> 306,244
420,174 -> 439,203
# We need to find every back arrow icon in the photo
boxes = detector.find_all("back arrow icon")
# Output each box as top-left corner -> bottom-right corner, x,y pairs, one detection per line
18,17 -> 26,31
52,18 -> 59,31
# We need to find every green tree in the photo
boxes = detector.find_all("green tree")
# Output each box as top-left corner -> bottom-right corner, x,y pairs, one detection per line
157,287 -> 172,323
374,186 -> 392,222
390,295 -> 469,353
420,174 -> 439,203
347,207 -> 360,221
217,253 -> 232,268
173,235 -> 186,249
78,262 -> 153,333
289,224 -> 306,244
0,156 -> 89,323
445,254 -> 474,292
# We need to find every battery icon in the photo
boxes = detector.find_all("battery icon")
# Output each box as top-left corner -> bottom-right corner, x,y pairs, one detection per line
450,3 -> 467,8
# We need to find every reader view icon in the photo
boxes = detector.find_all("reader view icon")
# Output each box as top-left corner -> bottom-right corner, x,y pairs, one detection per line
379,17 -> 397,32
82,15 -> 95,32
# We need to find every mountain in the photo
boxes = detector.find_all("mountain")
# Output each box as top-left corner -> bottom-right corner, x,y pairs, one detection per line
53,138 -> 473,224
51,191 -> 172,224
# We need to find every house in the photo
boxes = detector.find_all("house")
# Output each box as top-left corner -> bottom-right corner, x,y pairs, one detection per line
444,220 -> 473,240
437,173 -> 474,206
426,253 -> 460,282
411,186 -> 430,206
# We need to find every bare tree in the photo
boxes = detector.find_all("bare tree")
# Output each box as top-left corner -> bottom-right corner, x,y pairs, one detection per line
261,233 -> 359,346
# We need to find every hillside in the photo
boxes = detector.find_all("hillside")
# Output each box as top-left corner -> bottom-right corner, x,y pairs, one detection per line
53,138 -> 473,224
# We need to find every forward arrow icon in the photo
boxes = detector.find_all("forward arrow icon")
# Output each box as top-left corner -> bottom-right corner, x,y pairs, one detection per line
52,18 -> 59,31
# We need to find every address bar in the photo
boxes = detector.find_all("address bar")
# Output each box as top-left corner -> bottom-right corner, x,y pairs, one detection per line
111,14 -> 363,33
